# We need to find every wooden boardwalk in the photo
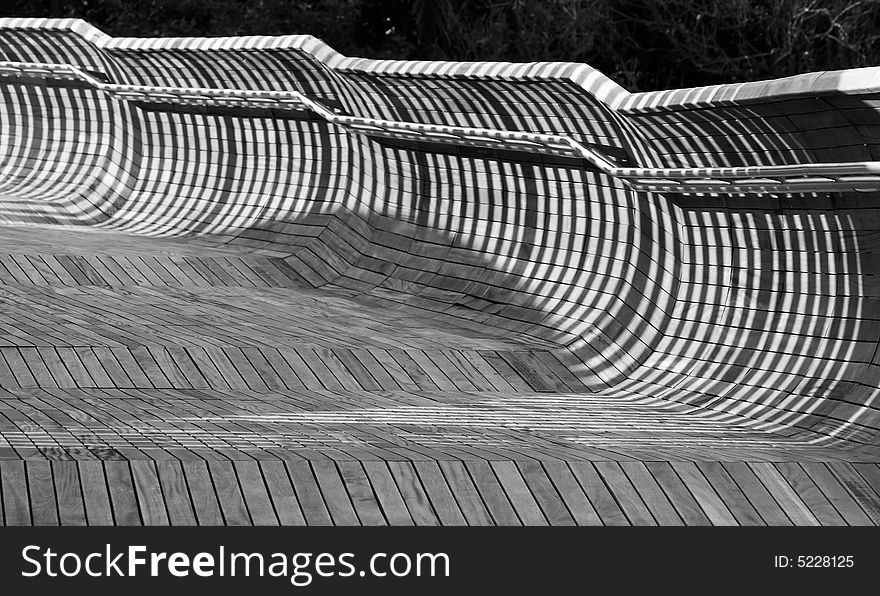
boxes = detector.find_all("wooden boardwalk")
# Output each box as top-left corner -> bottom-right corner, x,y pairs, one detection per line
0,225 -> 878,526
0,20 -> 878,525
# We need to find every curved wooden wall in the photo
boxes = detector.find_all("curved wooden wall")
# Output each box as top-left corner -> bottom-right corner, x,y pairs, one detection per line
0,18 -> 877,451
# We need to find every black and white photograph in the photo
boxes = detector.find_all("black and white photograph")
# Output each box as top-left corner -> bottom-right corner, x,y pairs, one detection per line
0,0 -> 876,592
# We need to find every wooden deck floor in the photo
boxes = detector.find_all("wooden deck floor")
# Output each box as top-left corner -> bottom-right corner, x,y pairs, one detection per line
1,224 -> 879,526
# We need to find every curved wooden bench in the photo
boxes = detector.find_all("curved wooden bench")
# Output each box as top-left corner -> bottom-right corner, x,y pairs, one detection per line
0,19 -> 878,526
0,18 -> 877,450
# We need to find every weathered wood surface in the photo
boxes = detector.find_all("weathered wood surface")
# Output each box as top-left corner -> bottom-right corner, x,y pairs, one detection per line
0,225 -> 874,525
0,21 -> 878,525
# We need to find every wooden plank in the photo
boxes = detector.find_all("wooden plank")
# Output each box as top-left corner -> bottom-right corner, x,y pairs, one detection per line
208,461 -> 252,526
438,460 -> 494,525
477,350 -> 533,392
774,462 -> 846,526
184,347 -> 234,389
517,460 -> 575,526
2,348 -> 38,387
371,349 -> 422,391
405,350 -> 460,391
147,347 -> 193,389
312,460 -> 360,525
108,348 -> 154,388
26,460 -> 59,525
801,462 -> 873,526
496,351 -> 556,391
385,349 -> 441,391
361,461 -> 415,526
181,460 -> 225,526
338,461 -> 387,526
276,348 -> 325,390
17,254 -> 53,284
74,347 -> 115,387
52,461 -> 87,526
55,347 -> 98,387
722,462 -> 792,525
672,462 -> 738,526
298,348 -> 346,391
539,461 -> 601,525
163,346 -> 210,389
853,464 -> 880,499
316,347 -> 371,391
388,461 -> 440,526
233,460 -> 279,525
749,463 -> 819,526
333,348 -> 388,391
347,348 -> 402,391
78,461 -> 114,526
840,463 -> 880,524
129,346 -> 173,388
695,461 -> 764,526
594,461 -> 656,525
37,347 -> 76,387
18,348 -> 57,387
644,462 -> 711,526
568,462 -> 628,526
619,461 -> 683,526
130,460 -> 170,526
286,461 -> 333,526
490,461 -> 547,526
239,347 -> 291,391
156,460 -> 197,526
0,460 -> 32,525
105,461 -> 142,526
423,350 -> 479,391
0,351 -> 22,386
258,348 -> 309,390
413,461 -> 467,526
260,460 -> 306,526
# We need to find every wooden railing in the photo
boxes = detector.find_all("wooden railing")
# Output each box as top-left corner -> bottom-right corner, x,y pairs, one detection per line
3,60 -> 879,195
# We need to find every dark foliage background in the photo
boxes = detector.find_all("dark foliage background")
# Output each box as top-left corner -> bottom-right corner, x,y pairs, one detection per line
3,0 -> 880,90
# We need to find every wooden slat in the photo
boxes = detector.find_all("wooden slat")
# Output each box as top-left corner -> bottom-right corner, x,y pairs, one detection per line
1,461 -> 32,525
78,461 -> 114,526
130,460 -> 170,525
490,461 -> 547,526
672,462 -> 738,526
619,461 -> 683,526
695,461 -> 764,526
774,462 -> 846,526
362,461 -> 415,526
156,460 -> 197,526
518,461 -> 575,526
388,461 -> 440,526
644,462 -> 711,526
338,461 -> 387,526
438,460 -> 494,525
722,462 -> 792,525
801,462 -> 873,526
261,460 -> 307,526
233,460 -> 279,525
181,460 -> 225,526
568,462 -> 628,526
414,461 -> 467,526
208,461 -> 252,525
840,463 -> 880,524
104,461 -> 142,525
749,463 -> 819,526
312,460 -> 360,525
286,461 -> 333,526
26,460 -> 59,525
594,461 -> 656,525
52,461 -> 87,526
